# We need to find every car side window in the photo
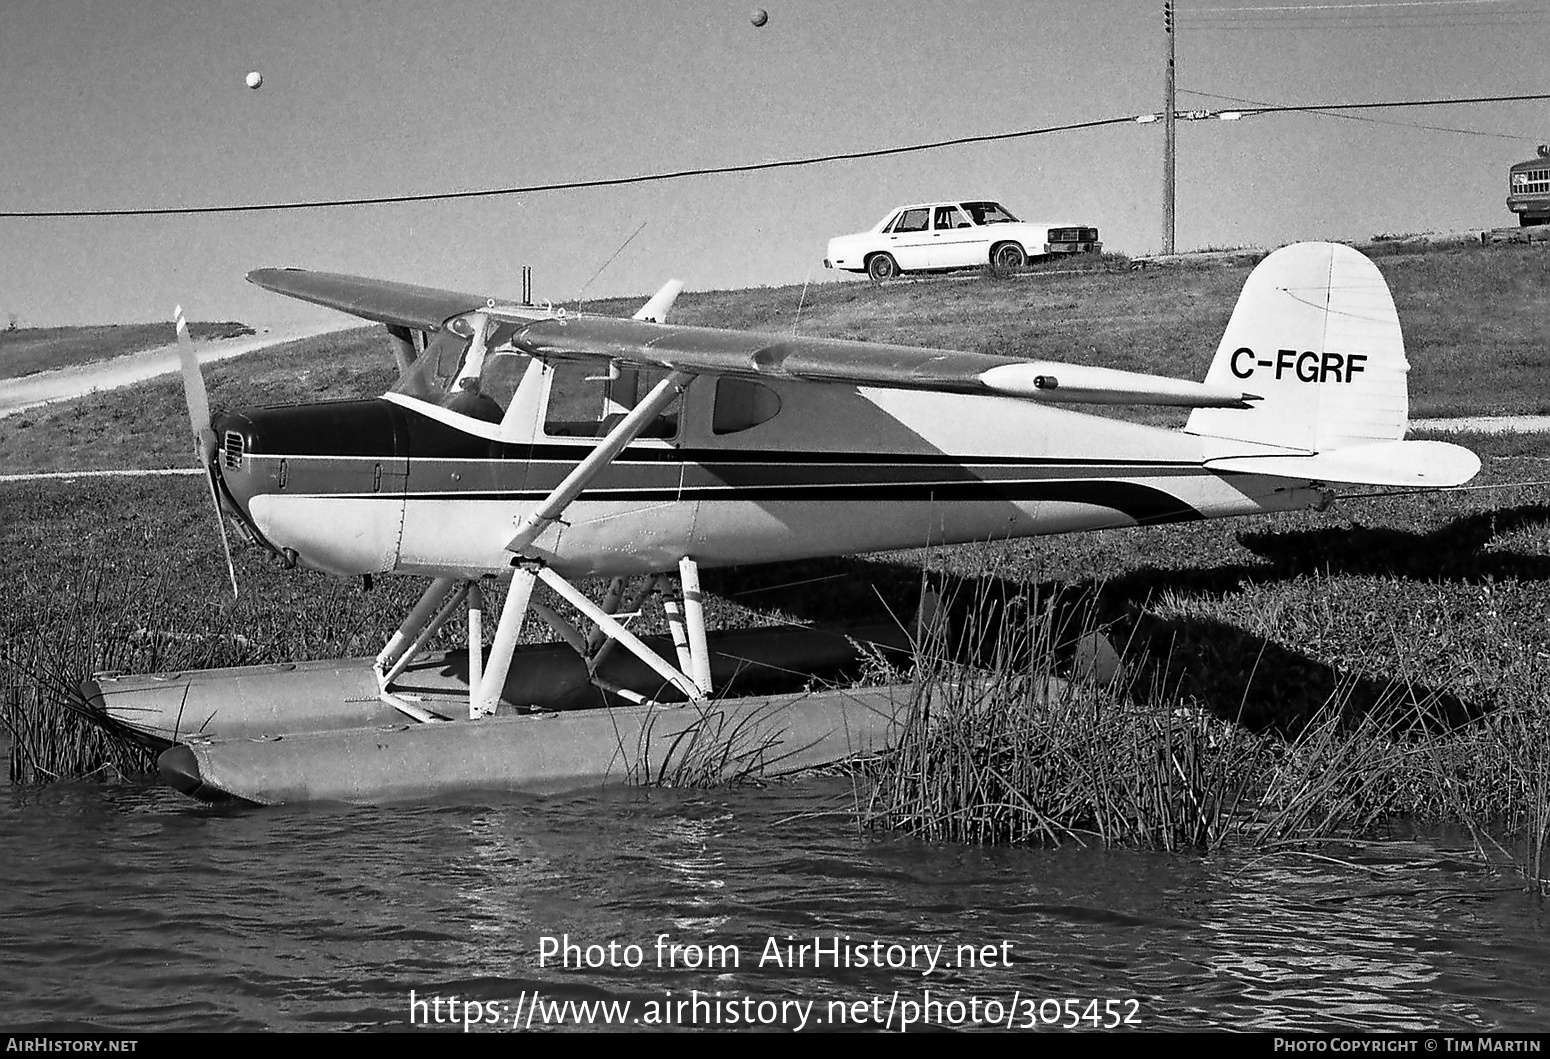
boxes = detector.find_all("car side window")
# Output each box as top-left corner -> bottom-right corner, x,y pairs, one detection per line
934,206 -> 969,230
893,208 -> 930,234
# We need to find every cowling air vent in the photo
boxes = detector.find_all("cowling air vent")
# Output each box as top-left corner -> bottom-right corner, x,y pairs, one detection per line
221,431 -> 245,471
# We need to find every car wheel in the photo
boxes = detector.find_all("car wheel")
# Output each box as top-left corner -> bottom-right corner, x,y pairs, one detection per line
991,243 -> 1027,270
867,253 -> 898,281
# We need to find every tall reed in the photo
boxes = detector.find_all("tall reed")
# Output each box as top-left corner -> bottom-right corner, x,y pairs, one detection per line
1,567 -> 164,782
861,579 -> 1550,868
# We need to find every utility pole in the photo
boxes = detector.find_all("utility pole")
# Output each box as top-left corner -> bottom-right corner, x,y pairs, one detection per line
1163,1 -> 1176,255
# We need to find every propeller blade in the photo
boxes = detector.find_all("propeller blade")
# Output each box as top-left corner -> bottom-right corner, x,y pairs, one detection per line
174,306 -> 212,457
174,306 -> 239,599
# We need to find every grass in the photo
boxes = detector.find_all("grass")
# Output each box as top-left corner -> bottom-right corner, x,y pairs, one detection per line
630,699 -> 789,789
0,321 -> 254,381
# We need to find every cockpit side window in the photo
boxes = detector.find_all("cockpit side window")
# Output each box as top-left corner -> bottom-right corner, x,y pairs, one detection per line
543,360 -> 681,440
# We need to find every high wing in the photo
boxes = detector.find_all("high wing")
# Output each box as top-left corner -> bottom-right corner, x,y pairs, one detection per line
501,313 -> 1255,408
248,268 -> 1256,409
248,268 -> 487,332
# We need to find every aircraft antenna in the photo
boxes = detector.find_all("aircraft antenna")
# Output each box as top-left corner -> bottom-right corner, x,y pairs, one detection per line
574,220 -> 648,314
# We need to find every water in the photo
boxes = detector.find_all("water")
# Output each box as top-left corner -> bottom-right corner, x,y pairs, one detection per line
2,778 -> 1547,1032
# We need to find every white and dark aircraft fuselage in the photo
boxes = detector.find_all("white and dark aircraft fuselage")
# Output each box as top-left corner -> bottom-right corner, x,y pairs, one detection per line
213,380 -> 1330,580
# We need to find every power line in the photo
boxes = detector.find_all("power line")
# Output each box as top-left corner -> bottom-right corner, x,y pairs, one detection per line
1181,0 -> 1547,28
3,92 -> 1549,220
1189,0 -> 1526,12
1186,16 -> 1550,29
0,116 -> 1131,220
1205,91 -> 1550,118
1181,88 -> 1534,140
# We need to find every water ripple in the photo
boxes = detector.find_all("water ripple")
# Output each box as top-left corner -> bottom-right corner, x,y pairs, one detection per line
1,780 -> 1546,1029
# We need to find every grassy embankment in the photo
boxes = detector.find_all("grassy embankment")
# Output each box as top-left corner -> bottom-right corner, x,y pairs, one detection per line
0,321 -> 255,381
2,241 -> 1548,880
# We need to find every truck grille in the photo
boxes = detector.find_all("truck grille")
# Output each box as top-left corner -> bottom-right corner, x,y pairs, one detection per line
1511,168 -> 1550,195
1048,227 -> 1099,244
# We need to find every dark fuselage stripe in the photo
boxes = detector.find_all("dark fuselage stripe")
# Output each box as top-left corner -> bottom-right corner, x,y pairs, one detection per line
270,479 -> 1206,524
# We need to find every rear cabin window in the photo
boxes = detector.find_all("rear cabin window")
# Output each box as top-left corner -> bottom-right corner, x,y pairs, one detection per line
712,378 -> 781,435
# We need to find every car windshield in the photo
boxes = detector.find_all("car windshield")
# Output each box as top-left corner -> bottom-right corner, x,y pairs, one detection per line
962,201 -> 1018,225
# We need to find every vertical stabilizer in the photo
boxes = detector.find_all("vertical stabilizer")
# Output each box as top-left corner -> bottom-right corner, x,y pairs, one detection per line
1186,242 -> 1408,451
633,279 -> 684,324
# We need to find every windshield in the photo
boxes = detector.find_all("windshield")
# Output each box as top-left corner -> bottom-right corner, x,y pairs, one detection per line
392,313 -> 531,423
962,201 -> 1018,225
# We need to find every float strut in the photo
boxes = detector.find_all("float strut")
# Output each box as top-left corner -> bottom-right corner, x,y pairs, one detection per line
586,577 -> 626,654
472,563 -> 539,718
379,582 -> 468,690
661,576 -> 695,680
375,576 -> 457,683
679,556 -> 713,696
467,581 -> 485,721
536,567 -> 701,701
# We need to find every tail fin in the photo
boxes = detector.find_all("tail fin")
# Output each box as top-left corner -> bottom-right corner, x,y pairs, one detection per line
633,279 -> 683,324
1188,241 -> 1408,450
1188,242 -> 1478,488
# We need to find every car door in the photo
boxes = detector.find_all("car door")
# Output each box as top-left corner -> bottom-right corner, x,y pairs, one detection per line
928,204 -> 984,268
882,207 -> 933,270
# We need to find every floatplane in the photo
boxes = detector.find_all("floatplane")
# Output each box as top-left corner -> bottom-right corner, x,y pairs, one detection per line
88,242 -> 1479,804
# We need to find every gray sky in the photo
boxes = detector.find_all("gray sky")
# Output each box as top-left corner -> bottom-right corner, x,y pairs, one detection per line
1,0 -> 1546,327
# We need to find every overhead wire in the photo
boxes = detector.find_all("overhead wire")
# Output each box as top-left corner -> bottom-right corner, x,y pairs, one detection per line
1182,17 -> 1550,29
1202,91 -> 1550,117
0,116 -> 1133,219
1180,88 -> 1534,141
1181,0 -> 1548,29
2,92 -> 1548,220
1189,0 -> 1532,11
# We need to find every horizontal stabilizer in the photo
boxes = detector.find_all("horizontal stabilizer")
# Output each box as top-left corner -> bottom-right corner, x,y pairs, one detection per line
980,362 -> 1256,408
1206,439 -> 1480,487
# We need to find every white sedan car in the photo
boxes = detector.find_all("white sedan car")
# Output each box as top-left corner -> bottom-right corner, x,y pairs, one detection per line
824,200 -> 1101,281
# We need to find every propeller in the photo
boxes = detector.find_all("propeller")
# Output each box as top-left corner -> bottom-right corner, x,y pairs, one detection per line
174,306 -> 239,599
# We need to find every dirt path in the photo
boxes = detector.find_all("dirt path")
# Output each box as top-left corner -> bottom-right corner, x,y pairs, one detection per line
0,322 -> 355,419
